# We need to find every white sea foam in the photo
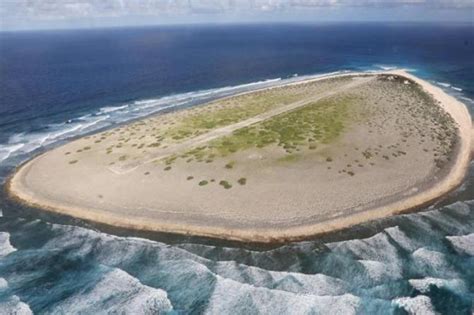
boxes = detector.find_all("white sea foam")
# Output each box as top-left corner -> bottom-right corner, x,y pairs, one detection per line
459,96 -> 474,103
385,226 -> 419,252
0,114 -> 111,164
409,277 -> 467,294
0,296 -> 33,315
445,201 -> 471,216
435,81 -> 451,88
0,278 -> 8,290
205,276 -> 360,315
0,277 -> 31,315
392,295 -> 436,315
451,86 -> 463,92
358,260 -> 402,282
44,223 -> 205,267
99,105 -> 129,114
327,232 -> 400,263
412,248 -> 458,278
0,232 -> 16,258
45,222 -> 352,301
50,268 -> 173,314
446,233 -> 474,256
376,65 -> 398,71
0,143 -> 25,162
213,262 -> 348,296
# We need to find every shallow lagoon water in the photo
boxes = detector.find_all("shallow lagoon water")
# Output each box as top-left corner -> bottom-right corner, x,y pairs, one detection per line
0,24 -> 473,314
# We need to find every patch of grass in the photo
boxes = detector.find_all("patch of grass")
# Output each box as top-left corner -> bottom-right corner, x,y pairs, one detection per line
193,96 -> 353,158
164,91 -> 308,142
187,176 -> 194,180
198,180 -> 208,186
118,155 -> 127,161
164,166 -> 172,171
69,160 -> 78,164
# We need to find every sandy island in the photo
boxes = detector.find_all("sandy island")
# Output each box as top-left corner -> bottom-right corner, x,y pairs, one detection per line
6,70 -> 473,243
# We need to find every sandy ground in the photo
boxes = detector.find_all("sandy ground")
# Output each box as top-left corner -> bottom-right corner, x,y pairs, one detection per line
6,70 -> 472,243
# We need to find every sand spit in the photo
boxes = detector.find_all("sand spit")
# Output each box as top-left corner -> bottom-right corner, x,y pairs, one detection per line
6,70 -> 473,243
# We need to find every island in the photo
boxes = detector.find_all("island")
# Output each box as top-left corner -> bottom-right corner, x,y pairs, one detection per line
6,70 -> 472,243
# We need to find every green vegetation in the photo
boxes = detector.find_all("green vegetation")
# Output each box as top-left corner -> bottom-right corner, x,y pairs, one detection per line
69,160 -> 78,164
182,96 -> 353,160
219,180 -> 232,189
161,77 -> 352,143
224,161 -> 235,169
187,176 -> 194,180
278,154 -> 300,163
164,166 -> 172,171
164,93 -> 306,142
198,180 -> 208,186
237,178 -> 247,185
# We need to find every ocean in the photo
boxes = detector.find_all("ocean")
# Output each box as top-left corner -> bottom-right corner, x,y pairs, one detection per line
0,23 -> 473,314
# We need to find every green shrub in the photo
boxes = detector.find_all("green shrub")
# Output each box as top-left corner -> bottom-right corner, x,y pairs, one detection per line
219,180 -> 232,189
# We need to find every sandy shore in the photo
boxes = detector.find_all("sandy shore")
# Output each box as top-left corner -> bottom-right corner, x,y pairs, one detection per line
6,70 -> 472,243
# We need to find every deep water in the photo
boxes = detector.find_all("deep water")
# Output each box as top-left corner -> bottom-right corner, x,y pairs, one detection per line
0,23 -> 473,314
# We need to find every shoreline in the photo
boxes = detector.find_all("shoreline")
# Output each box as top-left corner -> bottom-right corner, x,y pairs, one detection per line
5,70 -> 473,244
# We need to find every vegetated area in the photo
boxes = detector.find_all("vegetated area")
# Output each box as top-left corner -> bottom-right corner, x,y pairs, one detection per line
65,74 -> 458,191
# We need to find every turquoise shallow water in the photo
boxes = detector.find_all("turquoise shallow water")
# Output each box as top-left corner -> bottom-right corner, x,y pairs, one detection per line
0,24 -> 473,314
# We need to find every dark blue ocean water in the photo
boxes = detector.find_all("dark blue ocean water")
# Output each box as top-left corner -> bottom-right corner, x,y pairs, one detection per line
0,23 -> 473,314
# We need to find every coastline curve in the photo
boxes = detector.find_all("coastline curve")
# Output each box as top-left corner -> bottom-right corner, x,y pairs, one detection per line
5,70 -> 473,243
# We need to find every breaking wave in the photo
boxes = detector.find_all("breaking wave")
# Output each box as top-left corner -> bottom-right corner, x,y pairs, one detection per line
0,198 -> 472,313
446,233 -> 474,256
50,268 -> 173,314
0,232 -> 16,258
